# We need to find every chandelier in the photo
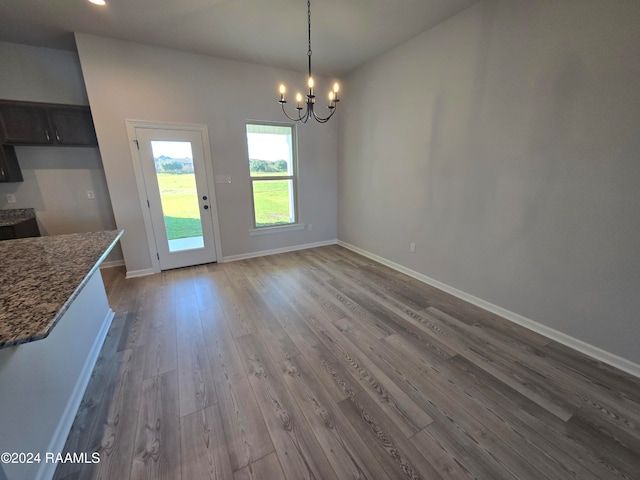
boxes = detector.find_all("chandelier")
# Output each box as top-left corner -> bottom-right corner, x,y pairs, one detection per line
278,0 -> 340,124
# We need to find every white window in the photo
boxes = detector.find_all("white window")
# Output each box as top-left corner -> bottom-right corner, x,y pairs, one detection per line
246,122 -> 298,228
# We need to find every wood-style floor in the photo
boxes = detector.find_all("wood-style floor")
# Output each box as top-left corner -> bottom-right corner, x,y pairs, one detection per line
54,245 -> 640,480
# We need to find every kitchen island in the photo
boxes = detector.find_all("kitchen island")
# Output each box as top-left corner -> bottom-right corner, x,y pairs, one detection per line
0,230 -> 123,480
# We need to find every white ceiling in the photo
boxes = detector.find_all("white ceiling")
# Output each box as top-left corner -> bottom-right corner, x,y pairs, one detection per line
0,0 -> 479,76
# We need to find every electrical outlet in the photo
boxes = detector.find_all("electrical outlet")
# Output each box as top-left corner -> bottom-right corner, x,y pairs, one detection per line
409,242 -> 416,253
6,194 -> 16,204
87,190 -> 95,199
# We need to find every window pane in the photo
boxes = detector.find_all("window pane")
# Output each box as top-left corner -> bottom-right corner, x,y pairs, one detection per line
252,179 -> 295,227
246,124 -> 293,177
151,140 -> 204,252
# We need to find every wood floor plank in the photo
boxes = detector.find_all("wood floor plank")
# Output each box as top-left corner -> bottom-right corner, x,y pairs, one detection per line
238,259 -> 357,403
281,353 -> 393,480
426,306 -> 640,431
81,346 -> 146,480
338,392 -> 444,480
405,306 -> 575,421
217,277 -> 258,338
423,419 -> 517,480
445,354 -> 637,480
309,269 -> 456,361
175,295 -> 217,417
141,275 -> 178,379
190,264 -> 227,311
130,370 -> 181,480
295,298 -> 434,437
235,333 -> 340,480
180,404 -> 234,480
361,260 -> 552,349
215,374 -> 274,472
201,306 -> 248,384
409,428 -> 476,480
232,452 -> 285,480
334,317 -> 552,479
142,311 -> 178,380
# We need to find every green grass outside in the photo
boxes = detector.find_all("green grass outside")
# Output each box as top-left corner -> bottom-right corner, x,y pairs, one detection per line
157,173 -> 292,239
157,173 -> 203,240
252,179 -> 293,227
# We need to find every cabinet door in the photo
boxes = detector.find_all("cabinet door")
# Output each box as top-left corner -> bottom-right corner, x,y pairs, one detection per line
0,104 -> 53,145
49,107 -> 98,145
0,145 -> 23,182
0,226 -> 15,240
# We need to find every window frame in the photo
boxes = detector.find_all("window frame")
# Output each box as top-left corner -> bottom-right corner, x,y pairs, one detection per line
246,121 -> 300,230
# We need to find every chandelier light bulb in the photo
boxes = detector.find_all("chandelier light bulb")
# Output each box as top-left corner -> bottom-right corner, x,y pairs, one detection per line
333,83 -> 340,93
308,77 -> 314,90
279,84 -> 286,94
296,93 -> 303,104
329,91 -> 334,101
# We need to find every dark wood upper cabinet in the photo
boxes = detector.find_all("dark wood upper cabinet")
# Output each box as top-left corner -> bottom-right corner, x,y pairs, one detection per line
0,104 -> 52,145
49,107 -> 98,146
0,100 -> 98,182
0,144 -> 23,182
0,100 -> 98,147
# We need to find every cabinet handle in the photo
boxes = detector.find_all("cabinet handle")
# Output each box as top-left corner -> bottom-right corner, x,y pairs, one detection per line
45,130 -> 50,142
0,166 -> 5,180
55,130 -> 61,143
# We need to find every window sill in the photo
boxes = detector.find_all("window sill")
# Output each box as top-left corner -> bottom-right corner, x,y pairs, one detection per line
249,223 -> 306,236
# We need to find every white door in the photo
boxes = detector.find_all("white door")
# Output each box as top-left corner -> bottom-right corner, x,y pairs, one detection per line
134,127 -> 217,270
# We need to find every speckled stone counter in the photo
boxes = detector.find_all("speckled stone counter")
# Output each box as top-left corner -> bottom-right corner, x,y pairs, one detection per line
0,208 -> 36,227
0,229 -> 123,349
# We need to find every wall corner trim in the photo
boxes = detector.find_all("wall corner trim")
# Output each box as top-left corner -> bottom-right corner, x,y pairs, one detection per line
337,240 -> 640,379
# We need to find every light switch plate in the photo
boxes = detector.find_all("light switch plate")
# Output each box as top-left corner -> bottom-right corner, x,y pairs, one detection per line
6,194 -> 16,204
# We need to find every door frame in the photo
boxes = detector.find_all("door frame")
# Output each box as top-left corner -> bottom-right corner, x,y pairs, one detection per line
125,120 -> 223,273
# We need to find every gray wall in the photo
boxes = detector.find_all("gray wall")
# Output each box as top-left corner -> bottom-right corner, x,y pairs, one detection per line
75,34 -> 338,273
338,0 -> 640,363
0,41 -> 122,263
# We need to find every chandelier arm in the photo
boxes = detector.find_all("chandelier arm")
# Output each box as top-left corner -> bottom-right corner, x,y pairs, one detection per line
281,103 -> 312,123
311,103 -> 337,123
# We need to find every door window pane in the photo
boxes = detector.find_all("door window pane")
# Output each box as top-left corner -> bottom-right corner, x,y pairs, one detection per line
151,140 -> 204,252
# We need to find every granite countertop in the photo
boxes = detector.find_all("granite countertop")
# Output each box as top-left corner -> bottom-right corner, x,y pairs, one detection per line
0,230 -> 123,349
0,208 -> 36,227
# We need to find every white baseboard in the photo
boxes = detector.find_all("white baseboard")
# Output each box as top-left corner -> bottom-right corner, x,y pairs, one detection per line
100,259 -> 125,269
337,240 -> 640,379
125,267 -> 155,278
223,239 -> 338,263
36,309 -> 115,480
